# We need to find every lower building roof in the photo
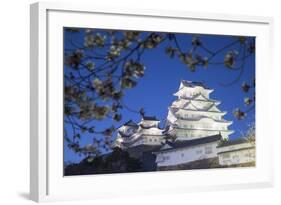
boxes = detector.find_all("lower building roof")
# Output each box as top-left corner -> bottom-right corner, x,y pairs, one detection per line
156,134 -> 222,152
142,115 -> 159,121
217,138 -> 249,147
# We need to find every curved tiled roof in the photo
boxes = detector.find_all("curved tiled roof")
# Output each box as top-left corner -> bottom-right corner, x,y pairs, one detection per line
179,93 -> 219,103
170,126 -> 233,133
181,80 -> 211,90
217,138 -> 249,147
156,134 -> 222,152
124,120 -> 138,127
175,115 -> 231,124
171,100 -> 221,113
170,106 -> 226,114
142,116 -> 159,121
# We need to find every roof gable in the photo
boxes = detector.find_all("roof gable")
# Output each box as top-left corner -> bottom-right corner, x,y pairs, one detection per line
208,104 -> 220,112
193,93 -> 207,101
160,143 -> 173,150
184,102 -> 198,110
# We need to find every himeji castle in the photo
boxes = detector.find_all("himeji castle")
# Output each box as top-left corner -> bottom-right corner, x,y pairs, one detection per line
114,80 -> 255,170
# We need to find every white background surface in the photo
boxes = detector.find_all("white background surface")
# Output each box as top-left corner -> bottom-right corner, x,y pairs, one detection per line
0,0 -> 280,204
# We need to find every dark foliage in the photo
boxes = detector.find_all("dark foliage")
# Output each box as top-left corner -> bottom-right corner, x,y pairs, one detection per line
64,147 -> 142,175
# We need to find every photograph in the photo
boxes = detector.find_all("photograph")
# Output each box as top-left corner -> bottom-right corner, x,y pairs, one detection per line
63,28 -> 256,176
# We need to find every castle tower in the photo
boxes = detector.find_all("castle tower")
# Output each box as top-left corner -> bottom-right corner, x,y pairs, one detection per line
115,116 -> 165,149
166,80 -> 233,141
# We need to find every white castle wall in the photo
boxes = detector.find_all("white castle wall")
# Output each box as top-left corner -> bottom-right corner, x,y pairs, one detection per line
218,142 -> 255,166
155,142 -> 218,167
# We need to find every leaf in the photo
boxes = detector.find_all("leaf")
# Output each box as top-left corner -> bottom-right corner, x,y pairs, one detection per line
143,34 -> 163,49
92,78 -> 103,89
191,36 -> 202,46
109,45 -> 122,58
102,126 -> 115,136
244,97 -> 253,106
242,82 -> 250,93
224,51 -> 236,68
195,55 -> 208,68
238,37 -> 246,44
84,34 -> 95,48
81,126 -> 87,133
134,63 -> 145,78
74,133 -> 81,139
165,46 -> 177,58
233,108 -> 246,120
89,127 -> 95,133
112,103 -> 122,112
65,50 -> 84,68
113,114 -> 122,122
86,61 -> 95,71
179,53 -> 197,71
248,43 -> 255,54
121,77 -> 137,89
123,31 -> 140,41
139,108 -> 145,116
92,105 -> 110,120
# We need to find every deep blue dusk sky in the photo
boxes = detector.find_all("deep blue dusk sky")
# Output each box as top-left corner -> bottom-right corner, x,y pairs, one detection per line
64,28 -> 255,163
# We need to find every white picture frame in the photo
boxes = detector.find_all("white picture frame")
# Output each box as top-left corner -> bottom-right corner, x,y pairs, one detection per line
30,2 -> 274,202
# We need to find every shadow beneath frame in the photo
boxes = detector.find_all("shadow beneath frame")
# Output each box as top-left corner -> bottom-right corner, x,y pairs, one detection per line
17,192 -> 30,200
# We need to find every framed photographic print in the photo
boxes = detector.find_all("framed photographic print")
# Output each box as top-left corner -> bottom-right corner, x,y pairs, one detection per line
30,2 -> 274,202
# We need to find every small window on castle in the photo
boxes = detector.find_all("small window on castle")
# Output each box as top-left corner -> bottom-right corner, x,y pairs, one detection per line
223,153 -> 230,159
163,156 -> 170,160
244,153 -> 250,157
205,146 -> 212,154
181,153 -> 184,157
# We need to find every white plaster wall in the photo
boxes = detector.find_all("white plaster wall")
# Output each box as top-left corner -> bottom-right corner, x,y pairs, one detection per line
171,99 -> 188,108
176,118 -> 229,130
191,100 -> 213,110
217,142 -> 254,154
218,148 -> 255,166
156,142 -> 218,167
140,120 -> 159,127
173,129 -> 232,140
142,135 -> 165,145
176,109 -> 224,120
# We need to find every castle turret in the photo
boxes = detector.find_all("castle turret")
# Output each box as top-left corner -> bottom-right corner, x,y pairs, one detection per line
115,116 -> 165,149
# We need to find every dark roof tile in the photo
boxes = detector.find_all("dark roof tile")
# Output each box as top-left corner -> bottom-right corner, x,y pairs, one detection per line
124,120 -> 138,127
142,116 -> 159,121
181,80 -> 211,90
158,134 -> 222,152
217,138 -> 248,147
